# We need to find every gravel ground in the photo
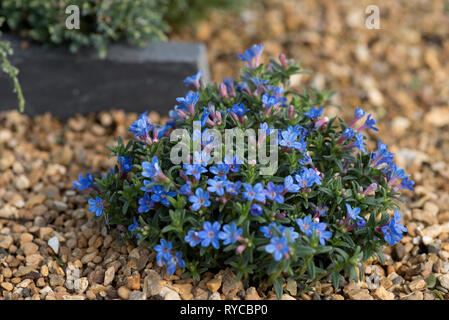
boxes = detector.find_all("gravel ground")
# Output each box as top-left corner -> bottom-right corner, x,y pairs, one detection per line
1,0 -> 449,300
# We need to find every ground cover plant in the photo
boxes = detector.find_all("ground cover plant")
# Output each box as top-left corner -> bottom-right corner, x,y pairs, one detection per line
73,45 -> 414,298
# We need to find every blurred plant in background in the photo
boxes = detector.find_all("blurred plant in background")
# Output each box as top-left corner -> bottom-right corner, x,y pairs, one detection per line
0,18 -> 24,112
0,0 -> 247,58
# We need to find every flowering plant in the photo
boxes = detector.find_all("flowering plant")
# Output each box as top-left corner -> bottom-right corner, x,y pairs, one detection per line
74,45 -> 413,298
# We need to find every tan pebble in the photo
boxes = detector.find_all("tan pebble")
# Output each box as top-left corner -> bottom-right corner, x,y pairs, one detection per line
281,294 -> 296,300
172,283 -> 193,295
332,294 -> 345,300
126,274 -> 141,290
245,287 -> 260,300
1,282 -> 13,291
2,268 -> 12,278
20,233 -> 34,244
117,286 -> 131,300
408,279 -> 427,291
206,278 -> 222,293
374,286 -> 395,300
21,242 -> 39,256
86,290 -> 96,300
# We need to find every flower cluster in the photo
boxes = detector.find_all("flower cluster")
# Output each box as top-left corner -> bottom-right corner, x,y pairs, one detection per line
73,46 -> 412,298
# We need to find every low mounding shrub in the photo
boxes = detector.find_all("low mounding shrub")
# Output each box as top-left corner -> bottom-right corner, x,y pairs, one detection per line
0,0 -> 246,58
73,45 -> 414,298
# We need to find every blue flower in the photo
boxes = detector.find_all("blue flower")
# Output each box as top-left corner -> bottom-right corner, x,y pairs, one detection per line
140,179 -> 153,193
260,122 -> 274,135
231,103 -> 248,116
142,156 -> 161,179
154,239 -> 172,264
295,168 -> 322,188
185,230 -> 202,247
72,173 -> 93,191
225,181 -> 241,196
265,237 -> 289,261
166,251 -> 185,275
264,182 -> 284,204
342,127 -> 355,139
298,153 -> 313,166
397,175 -> 415,191
219,222 -> 242,245
198,221 -> 221,249
243,183 -> 266,202
138,193 -> 153,213
260,222 -> 277,238
250,203 -> 263,216
88,196 -> 103,217
151,185 -> 176,207
224,154 -> 242,172
346,203 -> 361,220
207,178 -> 228,196
354,107 -> 366,120
296,215 -> 315,237
209,164 -> 229,180
129,112 -> 152,137
386,164 -> 406,181
382,210 -> 407,245
128,217 -> 139,233
305,107 -> 324,119
354,133 -> 366,153
183,164 -> 208,181
361,114 -> 379,131
183,70 -> 202,88
117,154 -> 133,173
223,77 -> 235,94
314,222 -> 332,245
237,44 -> 264,67
189,188 -> 211,211
176,91 -> 200,108
262,94 -> 281,107
179,182 -> 192,195
284,175 -> 299,193
356,218 -> 366,228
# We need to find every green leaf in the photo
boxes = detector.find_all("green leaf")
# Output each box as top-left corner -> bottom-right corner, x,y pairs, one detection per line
426,274 -> 436,289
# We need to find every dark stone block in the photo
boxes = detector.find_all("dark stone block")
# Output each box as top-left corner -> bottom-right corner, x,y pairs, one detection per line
0,34 -> 210,118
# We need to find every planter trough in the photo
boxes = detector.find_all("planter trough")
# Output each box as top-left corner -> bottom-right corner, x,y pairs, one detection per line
0,34 -> 210,118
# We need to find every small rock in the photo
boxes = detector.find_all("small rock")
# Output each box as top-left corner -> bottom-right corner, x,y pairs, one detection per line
285,280 -> 297,296
438,274 -> 449,290
126,274 -> 141,290
1,282 -> 13,291
209,292 -> 221,300
143,270 -> 162,297
206,277 -> 222,293
48,236 -> 59,254
160,287 -> 181,300
103,266 -> 115,286
408,279 -> 427,291
15,266 -> 36,277
74,277 -> 89,294
245,287 -> 260,300
172,283 -> 193,296
15,175 -> 30,189
129,291 -> 146,300
21,242 -> 39,256
374,286 -> 395,300
49,275 -> 65,287
0,235 -> 13,249
117,286 -> 131,300
281,294 -> 296,300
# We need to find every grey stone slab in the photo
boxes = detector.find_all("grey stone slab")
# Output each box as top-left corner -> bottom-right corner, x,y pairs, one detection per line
0,34 -> 210,118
